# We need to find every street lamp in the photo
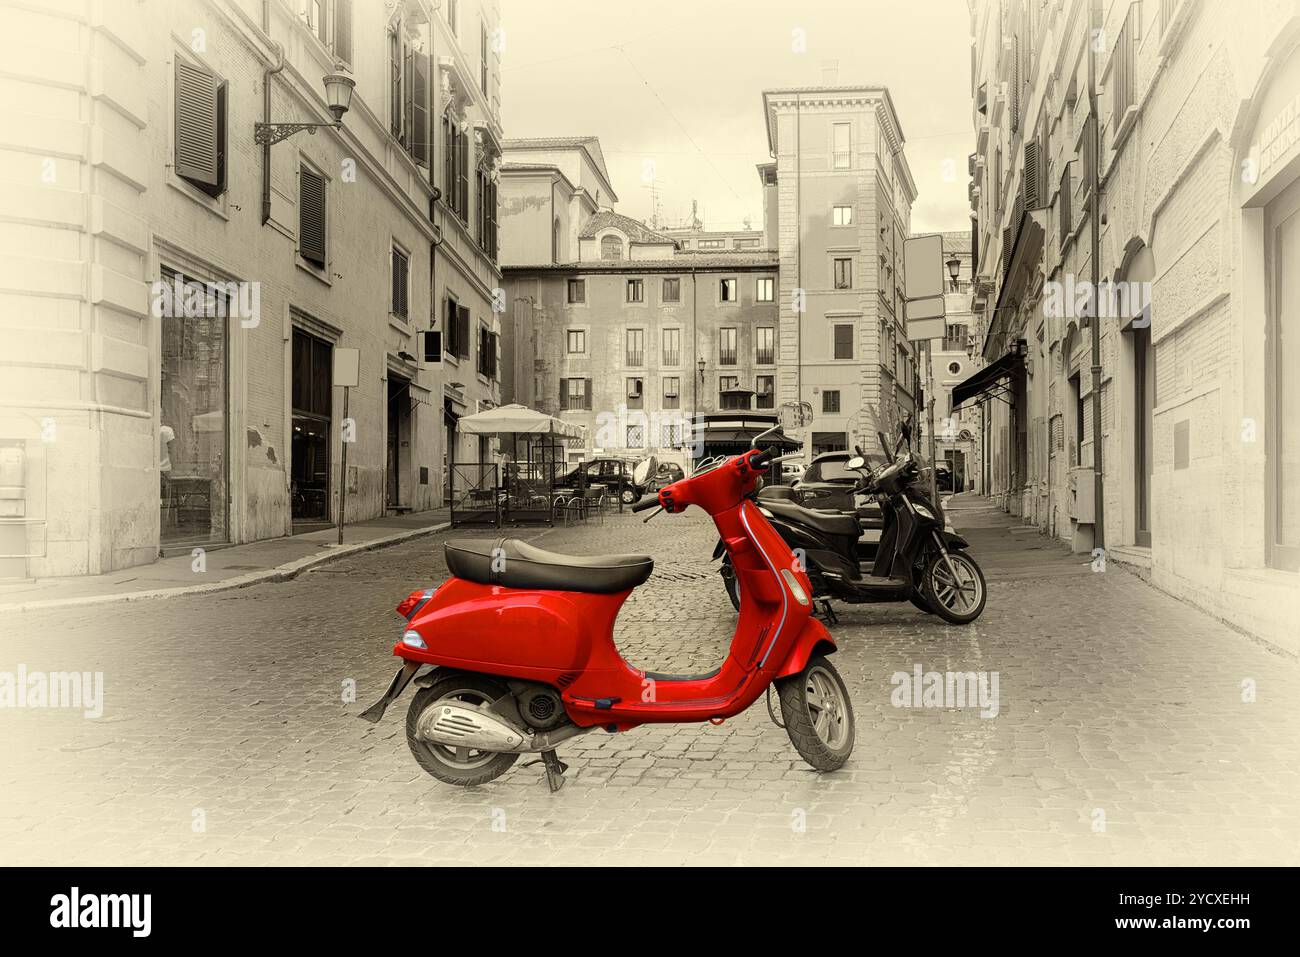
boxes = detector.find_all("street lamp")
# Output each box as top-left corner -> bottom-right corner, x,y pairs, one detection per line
946,256 -> 962,290
697,357 -> 706,382
254,65 -> 355,146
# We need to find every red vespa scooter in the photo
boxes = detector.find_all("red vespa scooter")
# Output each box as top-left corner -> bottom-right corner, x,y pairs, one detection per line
360,442 -> 855,791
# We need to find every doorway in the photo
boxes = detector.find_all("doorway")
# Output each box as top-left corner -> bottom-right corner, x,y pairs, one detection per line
387,376 -> 411,510
1133,322 -> 1154,547
291,328 -> 333,532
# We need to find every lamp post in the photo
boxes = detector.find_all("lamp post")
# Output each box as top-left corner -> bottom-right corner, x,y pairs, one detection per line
254,66 -> 356,145
947,256 -> 962,291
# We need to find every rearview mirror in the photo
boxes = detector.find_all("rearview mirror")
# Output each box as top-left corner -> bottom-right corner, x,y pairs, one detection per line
847,456 -> 866,470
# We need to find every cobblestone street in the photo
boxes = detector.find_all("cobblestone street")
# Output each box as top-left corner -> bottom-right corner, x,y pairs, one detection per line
2,499 -> 1298,866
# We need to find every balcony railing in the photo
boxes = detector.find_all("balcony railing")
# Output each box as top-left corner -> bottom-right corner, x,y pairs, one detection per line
718,349 -> 737,366
662,351 -> 680,367
756,347 -> 775,365
625,351 -> 644,367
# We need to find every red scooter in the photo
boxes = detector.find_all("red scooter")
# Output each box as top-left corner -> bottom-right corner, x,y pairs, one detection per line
360,442 -> 856,791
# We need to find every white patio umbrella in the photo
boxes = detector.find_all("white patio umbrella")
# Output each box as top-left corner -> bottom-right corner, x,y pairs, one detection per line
456,403 -> 583,438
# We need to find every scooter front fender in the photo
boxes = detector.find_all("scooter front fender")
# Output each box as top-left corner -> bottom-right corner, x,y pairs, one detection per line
772,617 -> 838,680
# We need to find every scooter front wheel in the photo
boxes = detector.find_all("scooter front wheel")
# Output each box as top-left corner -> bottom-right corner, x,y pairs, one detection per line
922,549 -> 987,625
776,655 -> 854,771
406,672 -> 519,787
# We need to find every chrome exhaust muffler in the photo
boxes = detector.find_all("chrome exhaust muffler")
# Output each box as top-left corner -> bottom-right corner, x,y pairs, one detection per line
415,702 -> 590,754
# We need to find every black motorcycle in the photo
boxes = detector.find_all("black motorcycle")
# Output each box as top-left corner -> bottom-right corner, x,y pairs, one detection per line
716,426 -> 987,625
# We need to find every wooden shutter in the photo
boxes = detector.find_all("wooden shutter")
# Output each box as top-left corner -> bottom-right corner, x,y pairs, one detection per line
1059,162 -> 1073,246
1009,36 -> 1020,134
333,0 -> 353,63
392,248 -> 408,317
489,332 -> 499,378
457,132 -> 469,219
584,378 -> 593,410
560,378 -> 569,408
402,48 -> 414,149
299,167 -> 327,267
175,60 -> 220,187
834,324 -> 853,359
1023,139 -> 1041,209
457,304 -> 470,358
412,52 -> 430,166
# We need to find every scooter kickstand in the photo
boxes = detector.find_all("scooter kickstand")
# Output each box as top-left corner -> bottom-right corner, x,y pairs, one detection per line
524,749 -> 569,792
817,599 -> 839,626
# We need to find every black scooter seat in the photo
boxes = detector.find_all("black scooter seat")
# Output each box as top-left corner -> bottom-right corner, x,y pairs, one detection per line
445,539 -> 654,594
762,499 -> 862,539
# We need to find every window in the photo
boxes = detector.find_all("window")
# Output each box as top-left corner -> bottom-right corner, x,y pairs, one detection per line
832,122 -> 851,169
756,327 -> 775,364
735,237 -> 760,248
812,432 -> 847,456
391,246 -> 408,319
699,239 -> 725,249
174,60 -> 227,198
601,236 -> 624,260
567,329 -> 586,354
719,376 -> 748,410
720,278 -> 738,302
1069,371 -> 1084,466
662,277 -> 681,302
662,328 -> 681,366
567,278 -> 585,304
626,328 -> 644,366
442,114 -> 469,220
822,390 -> 841,414
832,205 -> 853,226
299,165 -> 327,268
662,422 -> 682,446
332,0 -> 352,63
663,377 -> 680,410
299,0 -> 326,43
719,328 -> 737,365
626,424 -> 644,447
446,0 -> 458,33
833,258 -> 853,289
561,377 -> 591,411
480,21 -> 489,97
477,325 -> 498,379
1059,162 -> 1073,246
756,277 -> 774,302
1112,4 -> 1138,131
626,278 -> 644,303
833,324 -> 854,360
947,360 -> 963,376
756,375 -> 775,409
445,296 -> 470,360
626,377 -> 644,410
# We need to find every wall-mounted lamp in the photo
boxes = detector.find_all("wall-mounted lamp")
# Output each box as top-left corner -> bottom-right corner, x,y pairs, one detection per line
254,66 -> 356,146
947,256 -> 962,290
697,357 -> 706,382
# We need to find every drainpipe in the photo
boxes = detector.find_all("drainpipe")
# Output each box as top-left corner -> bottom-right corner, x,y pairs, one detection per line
1086,0 -> 1105,548
260,47 -> 285,225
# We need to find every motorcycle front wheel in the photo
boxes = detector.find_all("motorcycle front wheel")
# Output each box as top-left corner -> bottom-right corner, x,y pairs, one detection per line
776,655 -> 855,771
922,549 -> 987,625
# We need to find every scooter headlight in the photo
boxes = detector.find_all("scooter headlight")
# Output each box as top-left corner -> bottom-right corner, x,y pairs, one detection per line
912,503 -> 935,521
780,568 -> 810,605
402,630 -> 427,649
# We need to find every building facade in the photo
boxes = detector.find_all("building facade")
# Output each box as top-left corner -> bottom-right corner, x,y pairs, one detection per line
966,0 -> 1300,652
761,86 -> 923,458
926,231 -> 983,492
0,0 -> 502,577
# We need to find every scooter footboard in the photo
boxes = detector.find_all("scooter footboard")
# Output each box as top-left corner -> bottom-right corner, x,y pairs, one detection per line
771,617 -> 838,679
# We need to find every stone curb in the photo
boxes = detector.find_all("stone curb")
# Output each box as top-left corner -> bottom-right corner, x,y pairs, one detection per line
0,522 -> 451,615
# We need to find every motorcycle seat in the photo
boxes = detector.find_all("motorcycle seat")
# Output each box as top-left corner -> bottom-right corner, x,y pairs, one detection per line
762,500 -> 862,539
445,538 -> 654,595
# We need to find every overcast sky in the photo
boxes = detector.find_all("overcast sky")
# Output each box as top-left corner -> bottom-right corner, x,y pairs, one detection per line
499,0 -> 973,235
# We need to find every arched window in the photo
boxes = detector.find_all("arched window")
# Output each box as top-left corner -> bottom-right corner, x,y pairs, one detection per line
600,235 -> 624,260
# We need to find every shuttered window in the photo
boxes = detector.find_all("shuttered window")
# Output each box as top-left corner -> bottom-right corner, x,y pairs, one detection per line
175,60 -> 226,197
445,297 -> 461,358
456,304 -> 470,359
391,247 -> 409,319
299,166 -> 327,268
1059,162 -> 1073,246
333,0 -> 352,63
389,30 -> 402,139
1023,138 -> 1042,209
411,52 -> 429,166
833,324 -> 854,360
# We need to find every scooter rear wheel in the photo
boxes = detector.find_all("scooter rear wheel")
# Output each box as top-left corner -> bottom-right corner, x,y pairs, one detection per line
406,673 -> 519,787
776,655 -> 855,771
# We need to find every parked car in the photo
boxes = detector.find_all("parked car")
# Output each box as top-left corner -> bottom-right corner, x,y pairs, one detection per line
780,462 -> 807,483
935,462 -> 955,493
645,461 -> 685,492
558,458 -> 640,503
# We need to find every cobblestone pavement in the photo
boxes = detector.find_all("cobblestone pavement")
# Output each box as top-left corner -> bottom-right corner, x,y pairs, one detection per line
2,503 -> 1298,866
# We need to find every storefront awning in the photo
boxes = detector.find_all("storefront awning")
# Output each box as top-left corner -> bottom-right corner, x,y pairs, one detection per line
951,351 -> 1023,410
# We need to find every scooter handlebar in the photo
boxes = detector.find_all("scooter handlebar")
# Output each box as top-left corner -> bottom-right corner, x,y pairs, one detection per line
747,445 -> 781,471
631,494 -> 661,513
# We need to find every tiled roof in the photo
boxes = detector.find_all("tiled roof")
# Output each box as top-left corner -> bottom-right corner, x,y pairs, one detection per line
578,209 -> 678,245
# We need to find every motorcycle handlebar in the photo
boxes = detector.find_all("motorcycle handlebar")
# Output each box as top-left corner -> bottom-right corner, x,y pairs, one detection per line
747,445 -> 780,471
631,494 -> 661,513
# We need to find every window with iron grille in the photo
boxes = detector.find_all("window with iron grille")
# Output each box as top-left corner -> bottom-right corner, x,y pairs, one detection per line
662,423 -> 682,446
662,377 -> 680,410
822,390 -> 841,414
391,246 -> 408,319
626,278 -> 644,303
833,324 -> 854,360
756,375 -> 775,409
662,328 -> 680,366
756,327 -> 775,365
719,328 -> 737,365
175,60 -> 227,198
567,329 -> 585,354
299,166 -> 327,268
662,277 -> 681,302
567,278 -> 585,303
626,424 -> 644,448
833,258 -> 853,289
626,328 -> 644,366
